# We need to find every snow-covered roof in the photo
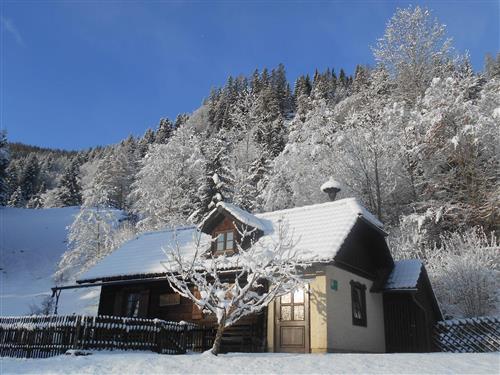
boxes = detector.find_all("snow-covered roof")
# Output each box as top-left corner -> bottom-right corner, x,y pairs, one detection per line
254,198 -> 383,263
384,259 -> 423,290
320,178 -> 342,192
79,198 -> 385,282
78,227 -> 212,282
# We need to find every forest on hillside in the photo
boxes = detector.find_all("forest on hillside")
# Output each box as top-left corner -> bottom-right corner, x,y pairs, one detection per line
0,6 -> 498,319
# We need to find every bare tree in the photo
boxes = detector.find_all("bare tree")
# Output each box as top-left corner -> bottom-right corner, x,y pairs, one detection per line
161,222 -> 309,355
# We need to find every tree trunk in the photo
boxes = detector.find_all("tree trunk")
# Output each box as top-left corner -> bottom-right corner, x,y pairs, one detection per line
211,321 -> 226,355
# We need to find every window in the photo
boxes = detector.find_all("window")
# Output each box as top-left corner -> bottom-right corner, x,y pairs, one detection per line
350,281 -> 367,327
214,230 -> 235,254
159,293 -> 180,307
279,288 -> 306,321
125,292 -> 142,317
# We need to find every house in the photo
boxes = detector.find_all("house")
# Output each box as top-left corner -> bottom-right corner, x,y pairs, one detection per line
65,192 -> 442,354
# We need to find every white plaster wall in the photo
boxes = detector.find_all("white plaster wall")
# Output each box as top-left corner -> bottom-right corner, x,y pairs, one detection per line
325,265 -> 386,353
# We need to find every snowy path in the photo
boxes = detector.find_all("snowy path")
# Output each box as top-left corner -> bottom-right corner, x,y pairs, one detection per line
1,351 -> 499,374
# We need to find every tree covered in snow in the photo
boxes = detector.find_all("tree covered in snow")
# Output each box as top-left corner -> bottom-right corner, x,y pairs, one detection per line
194,132 -> 235,221
162,222 -> 309,355
131,125 -> 204,230
372,5 -> 454,103
56,158 -> 135,281
409,74 -> 499,234
155,118 -> 175,144
426,227 -> 499,318
262,100 -> 337,211
56,158 -> 82,206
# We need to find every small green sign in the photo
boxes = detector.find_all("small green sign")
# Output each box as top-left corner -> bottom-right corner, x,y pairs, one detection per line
330,279 -> 338,291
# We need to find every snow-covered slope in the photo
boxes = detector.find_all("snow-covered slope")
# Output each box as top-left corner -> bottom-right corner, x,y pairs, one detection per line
0,207 -> 99,316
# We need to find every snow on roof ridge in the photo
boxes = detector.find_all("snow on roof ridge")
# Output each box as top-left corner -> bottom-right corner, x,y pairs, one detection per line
255,198 -> 383,229
255,197 -> 355,217
140,225 -> 197,237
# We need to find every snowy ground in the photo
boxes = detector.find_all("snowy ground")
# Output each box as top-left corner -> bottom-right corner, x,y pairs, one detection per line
0,207 -> 99,316
1,351 -> 499,374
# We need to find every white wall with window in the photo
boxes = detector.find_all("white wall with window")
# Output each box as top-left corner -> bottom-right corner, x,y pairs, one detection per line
325,265 -> 385,353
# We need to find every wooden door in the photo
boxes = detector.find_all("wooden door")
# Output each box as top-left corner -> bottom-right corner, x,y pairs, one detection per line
275,287 -> 309,353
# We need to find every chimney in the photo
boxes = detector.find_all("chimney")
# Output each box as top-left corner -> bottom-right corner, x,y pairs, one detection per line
321,178 -> 341,201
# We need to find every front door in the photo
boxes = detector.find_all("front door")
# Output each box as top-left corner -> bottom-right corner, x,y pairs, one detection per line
275,287 -> 310,353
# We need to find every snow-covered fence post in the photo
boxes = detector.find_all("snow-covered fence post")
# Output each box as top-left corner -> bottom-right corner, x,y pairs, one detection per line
161,221 -> 310,355
72,316 -> 81,350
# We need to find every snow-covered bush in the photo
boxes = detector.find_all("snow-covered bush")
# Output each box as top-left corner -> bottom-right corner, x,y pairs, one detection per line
427,227 -> 499,318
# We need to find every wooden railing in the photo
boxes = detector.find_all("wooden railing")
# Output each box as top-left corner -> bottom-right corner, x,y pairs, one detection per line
433,316 -> 500,353
0,315 -> 215,358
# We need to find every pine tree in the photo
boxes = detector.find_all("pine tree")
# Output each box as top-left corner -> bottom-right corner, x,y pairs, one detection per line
294,75 -> 312,121
174,113 -> 190,128
155,118 -> 175,144
19,154 -> 40,204
57,159 -> 82,206
195,133 -> 235,220
247,154 -> 272,211
0,130 -> 9,205
138,128 -> 156,157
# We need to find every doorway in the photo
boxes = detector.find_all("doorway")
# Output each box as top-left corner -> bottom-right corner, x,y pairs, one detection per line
274,287 -> 310,353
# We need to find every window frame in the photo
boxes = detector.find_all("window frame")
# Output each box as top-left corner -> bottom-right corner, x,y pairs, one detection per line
350,280 -> 367,327
213,230 -> 236,255
124,291 -> 142,318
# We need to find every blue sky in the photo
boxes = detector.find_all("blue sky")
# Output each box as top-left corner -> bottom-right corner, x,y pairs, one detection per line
1,1 -> 499,150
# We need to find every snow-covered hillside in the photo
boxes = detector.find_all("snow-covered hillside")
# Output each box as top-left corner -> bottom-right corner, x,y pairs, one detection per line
0,207 -> 100,316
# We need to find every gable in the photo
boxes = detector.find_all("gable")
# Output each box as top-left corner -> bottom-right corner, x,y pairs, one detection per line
199,202 -> 266,234
334,218 -> 394,285
211,216 -> 237,236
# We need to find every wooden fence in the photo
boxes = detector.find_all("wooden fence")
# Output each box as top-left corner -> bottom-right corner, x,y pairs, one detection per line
0,315 -> 215,358
433,316 -> 500,353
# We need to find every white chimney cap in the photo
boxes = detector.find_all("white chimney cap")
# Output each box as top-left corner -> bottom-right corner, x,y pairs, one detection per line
320,178 -> 342,193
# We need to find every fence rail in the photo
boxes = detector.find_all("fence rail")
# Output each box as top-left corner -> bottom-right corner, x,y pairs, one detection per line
433,316 -> 500,353
0,315 -> 215,358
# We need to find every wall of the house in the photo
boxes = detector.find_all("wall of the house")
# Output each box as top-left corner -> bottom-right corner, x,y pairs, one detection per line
99,280 -> 266,352
325,265 -> 386,353
266,264 -> 385,353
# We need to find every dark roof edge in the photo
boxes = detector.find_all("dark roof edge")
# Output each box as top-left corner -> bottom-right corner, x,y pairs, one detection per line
358,215 -> 388,236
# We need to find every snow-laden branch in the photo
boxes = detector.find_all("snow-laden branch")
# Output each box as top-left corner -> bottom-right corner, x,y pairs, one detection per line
160,220 -> 310,354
